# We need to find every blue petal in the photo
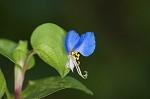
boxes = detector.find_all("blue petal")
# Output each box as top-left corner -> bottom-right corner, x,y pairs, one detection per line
74,32 -> 96,56
65,30 -> 80,54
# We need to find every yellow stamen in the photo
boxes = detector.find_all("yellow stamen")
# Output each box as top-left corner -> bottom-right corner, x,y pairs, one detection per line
71,51 -> 81,65
77,61 -> 80,65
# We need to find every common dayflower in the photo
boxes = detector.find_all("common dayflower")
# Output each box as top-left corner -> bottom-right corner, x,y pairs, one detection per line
65,30 -> 96,79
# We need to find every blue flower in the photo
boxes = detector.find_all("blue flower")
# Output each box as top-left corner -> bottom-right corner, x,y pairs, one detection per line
65,30 -> 96,79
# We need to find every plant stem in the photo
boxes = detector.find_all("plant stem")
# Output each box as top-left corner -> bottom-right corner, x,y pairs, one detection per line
22,49 -> 34,76
15,49 -> 34,99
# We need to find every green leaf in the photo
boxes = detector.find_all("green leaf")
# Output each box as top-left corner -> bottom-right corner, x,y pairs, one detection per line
0,39 -> 35,70
0,39 -> 17,63
13,40 -> 28,68
21,76 -> 93,99
13,40 -> 35,69
31,23 -> 69,78
0,69 -> 6,98
0,69 -> 11,99
5,88 -> 11,99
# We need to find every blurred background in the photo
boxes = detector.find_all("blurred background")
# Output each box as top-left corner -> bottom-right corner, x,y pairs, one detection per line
0,0 -> 150,99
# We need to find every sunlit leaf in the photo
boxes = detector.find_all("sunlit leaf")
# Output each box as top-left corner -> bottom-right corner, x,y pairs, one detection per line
31,23 -> 69,78
0,69 -> 6,98
21,76 -> 93,99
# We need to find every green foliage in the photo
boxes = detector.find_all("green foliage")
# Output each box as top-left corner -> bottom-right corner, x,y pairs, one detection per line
31,23 -> 70,78
0,69 -> 6,98
0,39 -> 35,70
21,76 -> 93,99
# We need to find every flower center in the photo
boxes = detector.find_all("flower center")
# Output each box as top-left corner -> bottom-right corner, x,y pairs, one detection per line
71,51 -> 80,65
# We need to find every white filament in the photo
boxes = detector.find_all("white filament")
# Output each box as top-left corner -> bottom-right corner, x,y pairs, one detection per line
66,55 -> 88,79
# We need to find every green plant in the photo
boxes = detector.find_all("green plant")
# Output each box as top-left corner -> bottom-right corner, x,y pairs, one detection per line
0,23 -> 95,99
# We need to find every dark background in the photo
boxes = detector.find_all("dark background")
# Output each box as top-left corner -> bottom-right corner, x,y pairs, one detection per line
0,0 -> 150,99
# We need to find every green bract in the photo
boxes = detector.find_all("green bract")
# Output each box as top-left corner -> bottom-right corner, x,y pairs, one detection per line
31,23 -> 70,78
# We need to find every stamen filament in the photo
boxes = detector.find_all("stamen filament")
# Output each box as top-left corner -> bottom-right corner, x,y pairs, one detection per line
71,56 -> 88,79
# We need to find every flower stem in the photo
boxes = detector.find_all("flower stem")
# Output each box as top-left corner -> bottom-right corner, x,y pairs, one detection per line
14,66 -> 22,99
15,49 -> 35,99
22,49 -> 34,76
